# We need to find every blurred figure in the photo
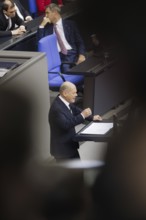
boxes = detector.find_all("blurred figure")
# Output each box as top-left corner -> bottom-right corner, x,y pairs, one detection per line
92,102 -> 146,220
76,1 -> 146,219
0,86 -> 36,220
0,87 -> 34,168
36,165 -> 92,220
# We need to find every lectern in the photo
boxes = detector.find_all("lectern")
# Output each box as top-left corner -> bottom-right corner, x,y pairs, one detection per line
0,50 -> 51,159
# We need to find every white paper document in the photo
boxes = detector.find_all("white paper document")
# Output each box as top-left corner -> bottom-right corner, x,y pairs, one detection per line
80,122 -> 113,135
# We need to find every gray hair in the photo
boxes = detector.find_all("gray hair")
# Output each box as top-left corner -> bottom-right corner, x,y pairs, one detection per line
45,3 -> 61,14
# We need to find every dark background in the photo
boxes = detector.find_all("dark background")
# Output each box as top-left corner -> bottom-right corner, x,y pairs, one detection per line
80,0 -> 146,101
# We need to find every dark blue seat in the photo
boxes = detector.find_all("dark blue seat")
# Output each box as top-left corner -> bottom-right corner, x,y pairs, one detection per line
38,34 -> 84,91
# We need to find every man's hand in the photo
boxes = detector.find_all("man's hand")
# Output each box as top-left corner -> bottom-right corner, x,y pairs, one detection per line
25,16 -> 33,22
81,108 -> 92,118
40,17 -> 51,27
19,25 -> 26,32
93,115 -> 102,121
76,54 -> 86,65
11,26 -> 26,35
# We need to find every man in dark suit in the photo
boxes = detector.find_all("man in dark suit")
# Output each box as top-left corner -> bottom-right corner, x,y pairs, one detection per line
37,3 -> 86,72
0,0 -> 26,36
49,81 -> 102,161
12,0 -> 33,22
0,0 -> 33,22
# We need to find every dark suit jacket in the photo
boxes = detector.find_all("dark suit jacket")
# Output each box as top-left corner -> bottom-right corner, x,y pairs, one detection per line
0,10 -> 24,37
14,0 -> 31,20
49,96 -> 92,159
37,19 -> 86,56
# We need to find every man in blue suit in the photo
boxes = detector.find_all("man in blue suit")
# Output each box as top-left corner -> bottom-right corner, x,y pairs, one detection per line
37,3 -> 86,72
49,81 -> 102,161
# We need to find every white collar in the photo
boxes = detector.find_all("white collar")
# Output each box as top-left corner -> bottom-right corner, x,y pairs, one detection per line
55,18 -> 62,26
59,95 -> 70,109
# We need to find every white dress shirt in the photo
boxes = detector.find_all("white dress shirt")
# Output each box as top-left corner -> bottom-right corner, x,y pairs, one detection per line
5,14 -> 12,30
59,95 -> 71,110
59,95 -> 84,118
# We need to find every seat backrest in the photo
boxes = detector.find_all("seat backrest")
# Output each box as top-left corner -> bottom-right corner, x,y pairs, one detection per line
38,34 -> 61,72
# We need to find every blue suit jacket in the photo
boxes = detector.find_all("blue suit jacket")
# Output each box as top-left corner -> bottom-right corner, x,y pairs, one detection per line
37,19 -> 86,56
49,96 -> 92,159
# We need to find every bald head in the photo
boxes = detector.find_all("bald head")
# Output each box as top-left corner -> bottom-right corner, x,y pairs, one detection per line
60,82 -> 76,94
60,82 -> 77,103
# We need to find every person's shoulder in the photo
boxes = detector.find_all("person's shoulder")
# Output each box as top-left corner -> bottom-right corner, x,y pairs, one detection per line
63,18 -> 76,26
63,19 -> 78,31
49,97 -> 63,114
50,96 -> 60,108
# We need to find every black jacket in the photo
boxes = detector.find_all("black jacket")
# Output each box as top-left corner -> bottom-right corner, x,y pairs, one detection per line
0,10 -> 24,37
49,96 -> 92,159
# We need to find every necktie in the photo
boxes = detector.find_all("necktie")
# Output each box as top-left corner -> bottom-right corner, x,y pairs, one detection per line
69,104 -> 72,114
6,17 -> 12,31
54,24 -> 68,55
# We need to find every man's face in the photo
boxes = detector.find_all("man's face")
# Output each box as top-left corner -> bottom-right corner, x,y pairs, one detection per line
64,86 -> 77,103
45,8 -> 56,23
4,5 -> 16,18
